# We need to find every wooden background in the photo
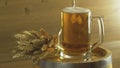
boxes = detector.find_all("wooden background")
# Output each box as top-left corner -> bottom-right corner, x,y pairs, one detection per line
0,0 -> 120,68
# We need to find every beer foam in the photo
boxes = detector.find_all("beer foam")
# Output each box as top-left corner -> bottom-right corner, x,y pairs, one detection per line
62,7 -> 90,13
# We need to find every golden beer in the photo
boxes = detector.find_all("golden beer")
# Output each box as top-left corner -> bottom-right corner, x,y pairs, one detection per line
61,7 -> 91,55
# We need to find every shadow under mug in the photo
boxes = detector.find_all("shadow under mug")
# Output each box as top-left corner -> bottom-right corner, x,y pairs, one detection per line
57,7 -> 104,60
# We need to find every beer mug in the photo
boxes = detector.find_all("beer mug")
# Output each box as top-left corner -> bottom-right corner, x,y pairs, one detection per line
58,7 -> 104,60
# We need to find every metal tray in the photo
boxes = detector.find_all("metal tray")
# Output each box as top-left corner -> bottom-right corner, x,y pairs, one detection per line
38,47 -> 112,68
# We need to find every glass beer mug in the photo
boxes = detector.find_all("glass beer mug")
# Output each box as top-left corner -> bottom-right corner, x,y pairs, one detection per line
58,6 -> 104,60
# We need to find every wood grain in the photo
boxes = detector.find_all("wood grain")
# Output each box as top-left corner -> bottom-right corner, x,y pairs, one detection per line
0,0 -> 120,68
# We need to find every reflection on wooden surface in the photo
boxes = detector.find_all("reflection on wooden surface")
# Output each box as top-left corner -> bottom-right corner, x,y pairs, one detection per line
0,0 -> 120,68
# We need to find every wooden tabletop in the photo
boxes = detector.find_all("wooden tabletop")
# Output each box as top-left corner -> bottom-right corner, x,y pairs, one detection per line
0,41 -> 119,68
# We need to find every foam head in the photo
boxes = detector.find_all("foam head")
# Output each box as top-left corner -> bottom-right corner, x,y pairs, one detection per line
62,7 -> 91,13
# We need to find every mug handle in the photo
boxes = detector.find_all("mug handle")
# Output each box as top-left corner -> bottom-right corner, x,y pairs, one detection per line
91,16 -> 104,50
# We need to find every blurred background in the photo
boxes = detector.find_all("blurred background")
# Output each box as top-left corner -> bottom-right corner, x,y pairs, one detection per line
0,0 -> 120,68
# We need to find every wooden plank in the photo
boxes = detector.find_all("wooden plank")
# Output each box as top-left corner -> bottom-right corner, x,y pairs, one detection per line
0,60 -> 33,68
0,0 -> 120,68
